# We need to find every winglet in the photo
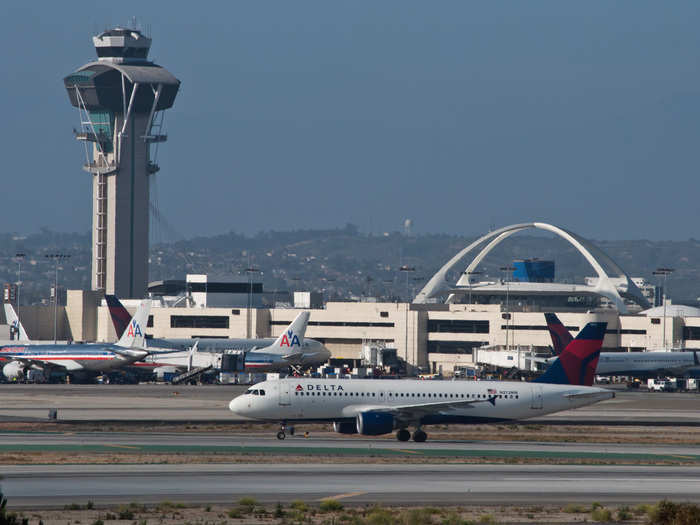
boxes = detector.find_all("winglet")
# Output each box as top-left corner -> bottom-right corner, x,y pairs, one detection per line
115,300 -> 151,348
534,321 -> 607,386
544,312 -> 573,356
4,303 -> 29,341
270,311 -> 310,352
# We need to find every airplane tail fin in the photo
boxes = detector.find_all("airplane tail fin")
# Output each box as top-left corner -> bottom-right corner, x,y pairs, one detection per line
269,311 -> 310,353
105,295 -> 132,338
4,303 -> 29,341
544,312 -> 574,356
115,300 -> 151,348
534,321 -> 607,386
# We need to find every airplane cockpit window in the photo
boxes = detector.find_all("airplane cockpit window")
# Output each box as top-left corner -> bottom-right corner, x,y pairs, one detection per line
245,389 -> 253,395
259,389 -> 266,396
252,390 -> 259,395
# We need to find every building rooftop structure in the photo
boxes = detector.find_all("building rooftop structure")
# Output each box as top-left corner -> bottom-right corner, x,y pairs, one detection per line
414,222 -> 651,313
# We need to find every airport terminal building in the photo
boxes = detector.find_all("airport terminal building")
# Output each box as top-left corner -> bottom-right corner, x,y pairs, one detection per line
5,223 -> 700,376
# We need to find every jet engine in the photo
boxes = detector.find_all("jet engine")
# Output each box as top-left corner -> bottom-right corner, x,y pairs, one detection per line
355,411 -> 394,436
332,421 -> 358,435
3,361 -> 25,380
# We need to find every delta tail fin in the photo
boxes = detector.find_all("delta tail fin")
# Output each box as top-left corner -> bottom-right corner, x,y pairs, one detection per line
115,300 -> 151,348
534,321 -> 607,386
544,312 -> 574,356
269,311 -> 310,354
4,303 -> 29,341
105,295 -> 132,338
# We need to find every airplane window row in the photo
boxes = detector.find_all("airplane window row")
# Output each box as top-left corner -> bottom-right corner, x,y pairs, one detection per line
245,389 -> 266,396
293,391 -> 519,399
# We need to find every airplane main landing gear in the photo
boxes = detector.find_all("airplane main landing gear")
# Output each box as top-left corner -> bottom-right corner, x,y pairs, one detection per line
277,431 -> 286,440
396,429 -> 411,442
412,429 -> 427,442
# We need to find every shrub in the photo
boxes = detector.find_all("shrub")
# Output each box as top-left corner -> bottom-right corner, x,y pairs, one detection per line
563,504 -> 587,513
290,500 -> 309,512
617,505 -> 632,521
238,496 -> 258,510
365,507 -> 394,525
91,520 -> 104,525
320,499 -> 345,513
117,506 -> 134,520
227,508 -> 242,519
646,500 -> 700,525
274,502 -> 285,518
478,514 -> 497,525
591,507 -> 612,522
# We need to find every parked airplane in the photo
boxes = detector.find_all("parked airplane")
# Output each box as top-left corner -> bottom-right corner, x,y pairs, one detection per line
545,312 -> 700,378
229,321 -> 612,442
3,304 -> 29,341
105,296 -> 330,372
0,301 -> 151,382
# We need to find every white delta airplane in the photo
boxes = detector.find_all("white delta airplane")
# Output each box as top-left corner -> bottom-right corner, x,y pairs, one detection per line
545,313 -> 700,378
229,321 -> 614,442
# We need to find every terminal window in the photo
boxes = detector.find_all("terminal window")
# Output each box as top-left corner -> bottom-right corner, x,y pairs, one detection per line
170,315 -> 230,329
428,320 -> 489,333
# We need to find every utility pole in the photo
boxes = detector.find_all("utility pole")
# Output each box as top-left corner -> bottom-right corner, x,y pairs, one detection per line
45,253 -> 70,344
14,253 -> 25,339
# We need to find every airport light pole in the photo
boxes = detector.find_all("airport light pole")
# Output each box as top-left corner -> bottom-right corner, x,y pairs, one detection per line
500,266 -> 515,350
14,253 -> 25,339
245,266 -> 260,339
399,265 -> 416,374
45,253 -> 70,344
653,267 -> 674,350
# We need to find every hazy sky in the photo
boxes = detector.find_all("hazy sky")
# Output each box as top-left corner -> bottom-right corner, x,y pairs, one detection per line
2,1 -> 699,240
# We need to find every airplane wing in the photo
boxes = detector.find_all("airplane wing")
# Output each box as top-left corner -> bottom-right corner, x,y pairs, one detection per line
344,396 -> 497,423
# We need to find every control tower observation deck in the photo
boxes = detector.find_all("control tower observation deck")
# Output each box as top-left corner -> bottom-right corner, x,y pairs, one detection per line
64,28 -> 180,298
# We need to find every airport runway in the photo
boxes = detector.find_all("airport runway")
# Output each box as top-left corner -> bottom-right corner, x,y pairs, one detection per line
3,463 -> 700,507
0,383 -> 699,424
1,431 -> 699,460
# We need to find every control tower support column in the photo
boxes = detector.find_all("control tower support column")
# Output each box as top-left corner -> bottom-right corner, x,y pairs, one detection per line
64,27 -> 180,298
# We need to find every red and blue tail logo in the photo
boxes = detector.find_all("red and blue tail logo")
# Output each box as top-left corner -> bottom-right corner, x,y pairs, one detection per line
279,329 -> 301,347
535,322 -> 607,386
544,313 -> 574,356
106,295 -> 132,338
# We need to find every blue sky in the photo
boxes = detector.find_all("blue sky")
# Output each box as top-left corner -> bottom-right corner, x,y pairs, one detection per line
2,1 -> 699,240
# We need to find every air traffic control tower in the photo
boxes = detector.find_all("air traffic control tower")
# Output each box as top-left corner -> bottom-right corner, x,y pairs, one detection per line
64,28 -> 180,298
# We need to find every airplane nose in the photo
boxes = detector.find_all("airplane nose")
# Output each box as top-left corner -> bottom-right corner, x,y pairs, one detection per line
229,397 -> 243,414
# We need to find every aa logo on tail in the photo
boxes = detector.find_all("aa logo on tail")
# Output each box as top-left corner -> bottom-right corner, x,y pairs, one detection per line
280,329 -> 300,347
126,320 -> 142,337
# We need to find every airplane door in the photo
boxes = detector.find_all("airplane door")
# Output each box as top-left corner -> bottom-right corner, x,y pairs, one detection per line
530,385 -> 543,410
279,382 -> 291,406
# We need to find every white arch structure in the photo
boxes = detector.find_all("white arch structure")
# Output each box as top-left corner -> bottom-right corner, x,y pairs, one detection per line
413,222 -> 650,313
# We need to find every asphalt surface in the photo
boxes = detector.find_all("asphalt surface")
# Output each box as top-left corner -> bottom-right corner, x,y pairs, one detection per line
3,463 -> 700,507
1,431 -> 699,459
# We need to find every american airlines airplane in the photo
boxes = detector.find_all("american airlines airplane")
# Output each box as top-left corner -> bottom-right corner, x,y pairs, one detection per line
229,322 -> 613,442
545,313 -> 700,378
0,301 -> 151,382
105,297 -> 331,372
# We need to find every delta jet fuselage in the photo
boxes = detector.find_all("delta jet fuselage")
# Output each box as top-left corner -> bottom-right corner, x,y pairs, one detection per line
229,377 -> 614,425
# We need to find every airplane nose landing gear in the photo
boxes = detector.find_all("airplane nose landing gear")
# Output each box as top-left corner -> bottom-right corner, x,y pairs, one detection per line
277,422 -> 295,440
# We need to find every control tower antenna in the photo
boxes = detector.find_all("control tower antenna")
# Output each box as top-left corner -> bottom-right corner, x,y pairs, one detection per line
64,27 -> 180,298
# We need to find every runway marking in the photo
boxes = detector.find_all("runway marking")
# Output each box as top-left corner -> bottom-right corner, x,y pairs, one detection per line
319,492 -> 366,501
672,455 -> 695,460
104,444 -> 141,450
397,449 -> 422,455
